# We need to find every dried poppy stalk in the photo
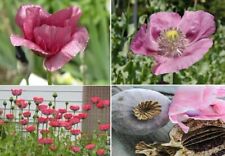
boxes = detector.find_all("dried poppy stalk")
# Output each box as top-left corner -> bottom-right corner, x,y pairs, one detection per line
133,101 -> 161,121
135,119 -> 225,156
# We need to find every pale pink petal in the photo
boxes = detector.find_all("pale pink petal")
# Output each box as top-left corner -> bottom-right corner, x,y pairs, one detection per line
130,24 -> 158,55
33,25 -> 72,54
152,38 -> 213,75
10,34 -> 49,56
44,27 -> 89,71
169,86 -> 225,133
178,11 -> 215,43
16,5 -> 49,40
148,12 -> 181,41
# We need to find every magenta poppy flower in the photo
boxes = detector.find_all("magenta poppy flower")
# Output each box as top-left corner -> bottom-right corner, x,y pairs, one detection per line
23,111 -> 31,118
38,104 -> 48,111
85,144 -> 96,150
70,117 -> 80,125
71,146 -> 81,153
11,89 -> 22,96
131,11 -> 215,75
0,120 -> 4,125
99,123 -> 110,131
96,149 -> 106,156
19,119 -> 28,125
38,117 -> 48,123
70,129 -> 81,135
63,113 -> 73,119
10,5 -> 89,71
91,96 -> 100,103
16,99 -> 28,109
82,104 -> 92,111
33,97 -> 44,104
78,113 -> 88,119
169,86 -> 225,133
58,108 -> 67,114
70,105 -> 80,111
26,125 -> 36,132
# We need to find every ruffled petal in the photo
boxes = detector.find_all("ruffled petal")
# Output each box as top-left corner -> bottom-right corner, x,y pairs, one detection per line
16,5 -> 49,40
148,12 -> 181,41
10,34 -> 49,56
44,27 -> 89,71
178,11 -> 215,43
130,24 -> 158,55
152,38 -> 213,75
45,7 -> 81,32
33,25 -> 72,54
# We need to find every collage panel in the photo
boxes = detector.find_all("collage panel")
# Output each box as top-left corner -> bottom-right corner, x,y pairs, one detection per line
0,86 -> 110,155
112,85 -> 225,156
0,0 -> 110,85
111,0 -> 225,84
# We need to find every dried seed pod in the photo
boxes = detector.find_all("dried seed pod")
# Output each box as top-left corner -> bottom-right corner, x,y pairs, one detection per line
182,126 -> 225,152
133,101 -> 161,121
135,120 -> 225,156
135,141 -> 180,156
112,88 -> 171,136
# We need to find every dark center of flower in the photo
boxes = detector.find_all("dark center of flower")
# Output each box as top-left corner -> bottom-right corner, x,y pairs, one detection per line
157,27 -> 187,57
133,100 -> 161,121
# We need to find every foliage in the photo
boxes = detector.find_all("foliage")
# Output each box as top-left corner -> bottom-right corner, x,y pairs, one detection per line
111,0 -> 225,84
0,0 -> 109,85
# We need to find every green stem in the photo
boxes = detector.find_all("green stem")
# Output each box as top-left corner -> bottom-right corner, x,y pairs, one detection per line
25,77 -> 29,85
47,71 -> 52,85
194,0 -> 198,10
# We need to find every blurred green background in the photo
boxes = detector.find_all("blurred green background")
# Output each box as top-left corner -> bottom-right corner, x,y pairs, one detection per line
0,0 -> 110,85
112,0 -> 225,84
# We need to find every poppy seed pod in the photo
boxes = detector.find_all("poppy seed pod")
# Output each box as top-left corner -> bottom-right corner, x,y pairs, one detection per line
112,89 -> 171,136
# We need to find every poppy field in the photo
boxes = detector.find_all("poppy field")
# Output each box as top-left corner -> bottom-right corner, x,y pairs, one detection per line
0,89 -> 110,156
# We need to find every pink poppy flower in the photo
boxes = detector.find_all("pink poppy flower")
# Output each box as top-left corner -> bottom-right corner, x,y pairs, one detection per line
11,89 -> 22,96
59,120 -> 71,127
70,146 -> 81,153
99,123 -> 110,131
91,96 -> 100,103
70,105 -> 80,111
131,11 -> 215,75
0,120 -> 4,125
82,104 -> 92,111
70,129 -> 81,135
96,101 -> 105,109
38,138 -> 53,145
33,97 -> 44,104
6,113 -> 14,120
78,113 -> 88,119
64,113 -> 73,119
10,5 -> 89,72
38,117 -> 48,123
70,117 -> 80,125
23,111 -> 31,118
38,104 -> 48,111
16,99 -> 28,109
20,119 -> 28,125
58,108 -> 67,114
26,125 -> 36,132
96,149 -> 106,156
102,99 -> 110,106
169,86 -> 225,133
41,108 -> 54,116
49,120 -> 60,127
85,144 -> 96,150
